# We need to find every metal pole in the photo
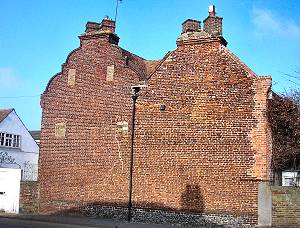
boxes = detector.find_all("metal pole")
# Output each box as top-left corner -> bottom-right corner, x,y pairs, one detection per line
128,91 -> 138,222
114,0 -> 119,25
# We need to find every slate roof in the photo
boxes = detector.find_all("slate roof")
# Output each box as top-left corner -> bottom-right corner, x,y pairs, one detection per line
0,109 -> 13,123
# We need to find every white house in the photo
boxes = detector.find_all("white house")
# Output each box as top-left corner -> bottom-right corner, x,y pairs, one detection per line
0,109 -> 39,213
0,109 -> 39,181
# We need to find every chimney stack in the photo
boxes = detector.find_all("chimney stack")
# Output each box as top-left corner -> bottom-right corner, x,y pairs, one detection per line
85,22 -> 100,33
177,5 -> 227,46
85,17 -> 116,34
182,19 -> 201,34
203,5 -> 223,36
99,17 -> 116,33
82,17 -> 119,45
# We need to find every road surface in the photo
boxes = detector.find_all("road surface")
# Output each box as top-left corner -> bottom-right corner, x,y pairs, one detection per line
0,217 -> 100,228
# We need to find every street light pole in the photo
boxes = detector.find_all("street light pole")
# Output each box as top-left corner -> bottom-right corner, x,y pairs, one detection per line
127,88 -> 139,222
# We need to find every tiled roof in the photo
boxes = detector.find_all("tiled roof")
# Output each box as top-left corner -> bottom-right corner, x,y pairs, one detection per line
144,60 -> 160,76
0,109 -> 13,123
30,130 -> 41,141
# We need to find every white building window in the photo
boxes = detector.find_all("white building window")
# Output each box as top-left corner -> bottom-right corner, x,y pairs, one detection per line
0,132 -> 21,148
282,171 -> 300,187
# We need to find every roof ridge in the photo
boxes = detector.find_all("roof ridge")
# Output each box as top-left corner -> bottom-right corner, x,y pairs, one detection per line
221,46 -> 257,78
147,51 -> 173,80
0,108 -> 14,123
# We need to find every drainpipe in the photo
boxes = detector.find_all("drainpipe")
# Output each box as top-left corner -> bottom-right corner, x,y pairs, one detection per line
127,84 -> 146,222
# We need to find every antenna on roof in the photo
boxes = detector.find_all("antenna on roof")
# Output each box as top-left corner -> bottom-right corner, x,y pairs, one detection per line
114,0 -> 122,25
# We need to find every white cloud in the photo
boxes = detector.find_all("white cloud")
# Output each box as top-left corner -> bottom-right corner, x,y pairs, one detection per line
252,8 -> 300,40
0,67 -> 21,89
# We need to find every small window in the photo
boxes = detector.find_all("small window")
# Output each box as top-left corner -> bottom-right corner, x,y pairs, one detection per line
5,134 -> 12,147
0,132 -> 21,148
284,178 -> 294,186
0,133 -> 4,146
13,135 -> 20,147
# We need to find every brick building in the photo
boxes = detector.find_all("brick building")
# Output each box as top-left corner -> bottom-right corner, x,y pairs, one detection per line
39,6 -> 277,227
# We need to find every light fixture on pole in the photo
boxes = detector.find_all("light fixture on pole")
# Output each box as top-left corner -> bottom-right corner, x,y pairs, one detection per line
127,84 -> 147,222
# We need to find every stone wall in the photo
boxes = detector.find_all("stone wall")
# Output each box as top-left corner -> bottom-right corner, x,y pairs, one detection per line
81,204 -> 255,227
19,181 -> 39,213
271,186 -> 300,227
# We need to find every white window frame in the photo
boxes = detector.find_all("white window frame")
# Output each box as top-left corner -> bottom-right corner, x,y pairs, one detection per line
0,132 -> 21,149
282,171 -> 300,187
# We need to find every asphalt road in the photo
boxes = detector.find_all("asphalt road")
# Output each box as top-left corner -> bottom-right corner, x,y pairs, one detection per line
0,217 -> 100,228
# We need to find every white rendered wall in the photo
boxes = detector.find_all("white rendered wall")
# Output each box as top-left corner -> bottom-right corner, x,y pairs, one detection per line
0,110 -> 39,180
0,168 -> 21,213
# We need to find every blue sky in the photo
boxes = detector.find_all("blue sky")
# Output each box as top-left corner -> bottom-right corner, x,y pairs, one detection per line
1,0 -> 300,130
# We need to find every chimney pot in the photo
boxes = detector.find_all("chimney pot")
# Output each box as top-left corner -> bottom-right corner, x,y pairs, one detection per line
209,5 -> 216,16
204,5 -> 223,36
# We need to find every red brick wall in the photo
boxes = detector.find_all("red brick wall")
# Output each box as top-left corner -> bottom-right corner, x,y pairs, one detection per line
39,31 -> 141,213
134,41 -> 271,220
39,20 -> 272,226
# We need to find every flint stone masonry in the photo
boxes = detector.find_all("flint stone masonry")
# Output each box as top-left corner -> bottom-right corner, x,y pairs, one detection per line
81,205 -> 256,227
39,7 -> 275,227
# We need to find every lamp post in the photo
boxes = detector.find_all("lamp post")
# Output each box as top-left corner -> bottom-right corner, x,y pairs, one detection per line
127,85 -> 146,222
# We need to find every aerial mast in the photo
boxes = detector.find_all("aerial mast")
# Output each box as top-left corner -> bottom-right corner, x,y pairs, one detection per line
114,0 -> 122,25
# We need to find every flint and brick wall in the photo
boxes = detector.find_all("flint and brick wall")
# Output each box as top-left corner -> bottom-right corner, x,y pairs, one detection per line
133,41 -> 271,226
271,187 -> 300,227
40,18 -> 272,227
19,181 -> 39,214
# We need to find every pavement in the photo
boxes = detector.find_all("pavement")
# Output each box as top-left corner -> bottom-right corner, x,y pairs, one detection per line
0,213 -> 181,228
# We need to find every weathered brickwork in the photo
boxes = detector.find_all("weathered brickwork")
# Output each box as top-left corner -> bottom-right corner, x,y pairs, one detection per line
40,7 -> 273,227
133,41 -> 271,226
19,181 -> 39,214
271,187 -> 300,227
39,20 -> 142,212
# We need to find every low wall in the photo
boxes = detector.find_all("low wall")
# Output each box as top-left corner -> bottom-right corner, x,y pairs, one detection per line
271,186 -> 300,227
38,201 -> 256,227
19,181 -> 39,214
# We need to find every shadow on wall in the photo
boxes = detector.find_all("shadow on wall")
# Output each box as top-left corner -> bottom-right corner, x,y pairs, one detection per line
39,192 -> 224,227
181,184 -> 204,213
40,185 -> 205,217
